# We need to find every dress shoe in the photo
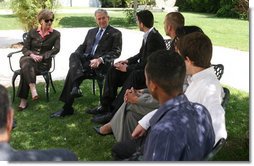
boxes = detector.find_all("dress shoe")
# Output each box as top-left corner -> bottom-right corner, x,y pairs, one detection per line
86,106 -> 106,115
70,87 -> 83,98
93,126 -> 113,136
91,112 -> 113,124
50,109 -> 74,118
17,103 -> 29,111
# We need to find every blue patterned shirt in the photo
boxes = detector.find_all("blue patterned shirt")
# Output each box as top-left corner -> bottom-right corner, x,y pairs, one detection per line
143,94 -> 215,161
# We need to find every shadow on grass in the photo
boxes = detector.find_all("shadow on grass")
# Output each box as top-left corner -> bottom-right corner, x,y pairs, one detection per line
58,16 -> 136,29
213,86 -> 249,161
8,82 -> 249,161
0,14 -> 17,19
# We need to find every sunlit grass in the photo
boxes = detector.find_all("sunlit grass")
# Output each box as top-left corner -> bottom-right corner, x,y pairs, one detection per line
7,80 -> 249,161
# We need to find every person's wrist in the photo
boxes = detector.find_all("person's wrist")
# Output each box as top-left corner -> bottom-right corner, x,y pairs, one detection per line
99,57 -> 104,64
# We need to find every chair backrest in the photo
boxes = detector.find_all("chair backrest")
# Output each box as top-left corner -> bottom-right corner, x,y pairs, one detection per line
212,64 -> 224,80
164,39 -> 171,50
221,87 -> 230,110
203,138 -> 226,161
22,32 -> 28,42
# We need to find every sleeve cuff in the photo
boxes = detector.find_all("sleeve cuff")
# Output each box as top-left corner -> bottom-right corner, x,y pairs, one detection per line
138,109 -> 158,130
99,57 -> 104,64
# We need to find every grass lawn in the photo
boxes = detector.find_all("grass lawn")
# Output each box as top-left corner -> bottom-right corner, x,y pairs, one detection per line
0,9 -> 249,51
8,80 -> 249,161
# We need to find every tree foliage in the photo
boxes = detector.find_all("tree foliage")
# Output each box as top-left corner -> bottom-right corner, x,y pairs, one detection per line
175,0 -> 249,19
10,0 -> 58,31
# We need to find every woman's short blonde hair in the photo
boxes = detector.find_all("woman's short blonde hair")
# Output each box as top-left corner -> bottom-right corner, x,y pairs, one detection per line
37,9 -> 54,23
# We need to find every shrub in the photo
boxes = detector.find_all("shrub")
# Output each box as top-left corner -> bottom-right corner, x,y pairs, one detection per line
10,0 -> 58,31
176,0 -> 220,13
216,0 -> 248,19
124,8 -> 136,24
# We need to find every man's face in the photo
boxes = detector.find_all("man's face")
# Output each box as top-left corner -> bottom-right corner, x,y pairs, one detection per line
95,12 -> 109,28
145,70 -> 158,100
177,50 -> 191,75
136,17 -> 143,32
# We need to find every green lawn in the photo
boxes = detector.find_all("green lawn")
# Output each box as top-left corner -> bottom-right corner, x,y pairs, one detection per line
8,80 -> 249,161
0,9 -> 249,51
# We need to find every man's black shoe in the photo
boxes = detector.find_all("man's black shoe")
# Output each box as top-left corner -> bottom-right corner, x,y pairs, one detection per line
70,87 -> 83,98
86,106 -> 106,115
91,112 -> 113,124
50,109 -> 74,118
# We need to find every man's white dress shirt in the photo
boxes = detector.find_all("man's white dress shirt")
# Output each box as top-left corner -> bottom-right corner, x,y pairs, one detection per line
138,66 -> 227,144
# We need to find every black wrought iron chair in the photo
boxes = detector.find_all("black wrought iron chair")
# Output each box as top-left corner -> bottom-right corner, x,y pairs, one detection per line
7,32 -> 56,102
212,64 -> 224,80
90,72 -> 105,104
203,138 -> 227,161
212,64 -> 231,110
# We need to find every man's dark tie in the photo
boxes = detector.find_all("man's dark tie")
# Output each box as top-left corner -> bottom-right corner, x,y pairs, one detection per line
91,28 -> 103,56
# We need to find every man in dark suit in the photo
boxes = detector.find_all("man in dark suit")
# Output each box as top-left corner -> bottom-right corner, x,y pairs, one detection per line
87,10 -> 166,124
50,9 -> 122,118
0,84 -> 78,161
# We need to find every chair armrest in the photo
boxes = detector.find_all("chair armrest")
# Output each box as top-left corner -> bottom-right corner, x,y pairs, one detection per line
7,50 -> 22,58
7,49 -> 23,72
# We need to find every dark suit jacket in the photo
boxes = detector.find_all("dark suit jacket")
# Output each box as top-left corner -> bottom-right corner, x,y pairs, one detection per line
127,28 -> 166,72
0,142 -> 77,161
21,28 -> 61,71
74,25 -> 122,75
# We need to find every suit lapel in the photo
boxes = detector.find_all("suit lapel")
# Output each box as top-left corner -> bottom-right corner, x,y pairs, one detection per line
99,25 -> 111,43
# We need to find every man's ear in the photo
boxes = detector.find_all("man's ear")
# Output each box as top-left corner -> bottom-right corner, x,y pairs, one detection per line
149,80 -> 158,93
6,108 -> 14,133
185,56 -> 192,63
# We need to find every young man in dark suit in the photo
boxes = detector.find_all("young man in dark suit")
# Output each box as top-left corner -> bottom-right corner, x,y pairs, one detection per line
51,9 -> 122,118
0,84 -> 78,161
87,10 -> 166,124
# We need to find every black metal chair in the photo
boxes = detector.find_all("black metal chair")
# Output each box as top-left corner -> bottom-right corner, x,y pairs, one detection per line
212,64 -> 231,110
203,138 -> 227,161
7,33 -> 56,102
164,39 -> 171,50
91,72 -> 105,103
221,87 -> 230,110
212,64 -> 224,80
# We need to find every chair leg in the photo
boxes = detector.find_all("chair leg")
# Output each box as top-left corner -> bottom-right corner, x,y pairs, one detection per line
97,79 -> 104,104
49,73 -> 56,93
12,72 -> 20,102
92,78 -> 96,95
43,74 -> 50,102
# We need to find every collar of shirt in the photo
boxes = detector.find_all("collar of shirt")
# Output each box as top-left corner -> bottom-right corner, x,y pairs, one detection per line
187,66 -> 215,85
143,27 -> 154,43
149,94 -> 188,126
37,27 -> 53,39
98,26 -> 107,36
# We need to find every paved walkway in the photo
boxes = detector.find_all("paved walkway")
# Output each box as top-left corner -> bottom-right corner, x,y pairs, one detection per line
0,28 -> 249,93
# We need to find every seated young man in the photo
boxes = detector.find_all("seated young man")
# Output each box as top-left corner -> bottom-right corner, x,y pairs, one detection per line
121,49 -> 215,160
112,31 -> 227,160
